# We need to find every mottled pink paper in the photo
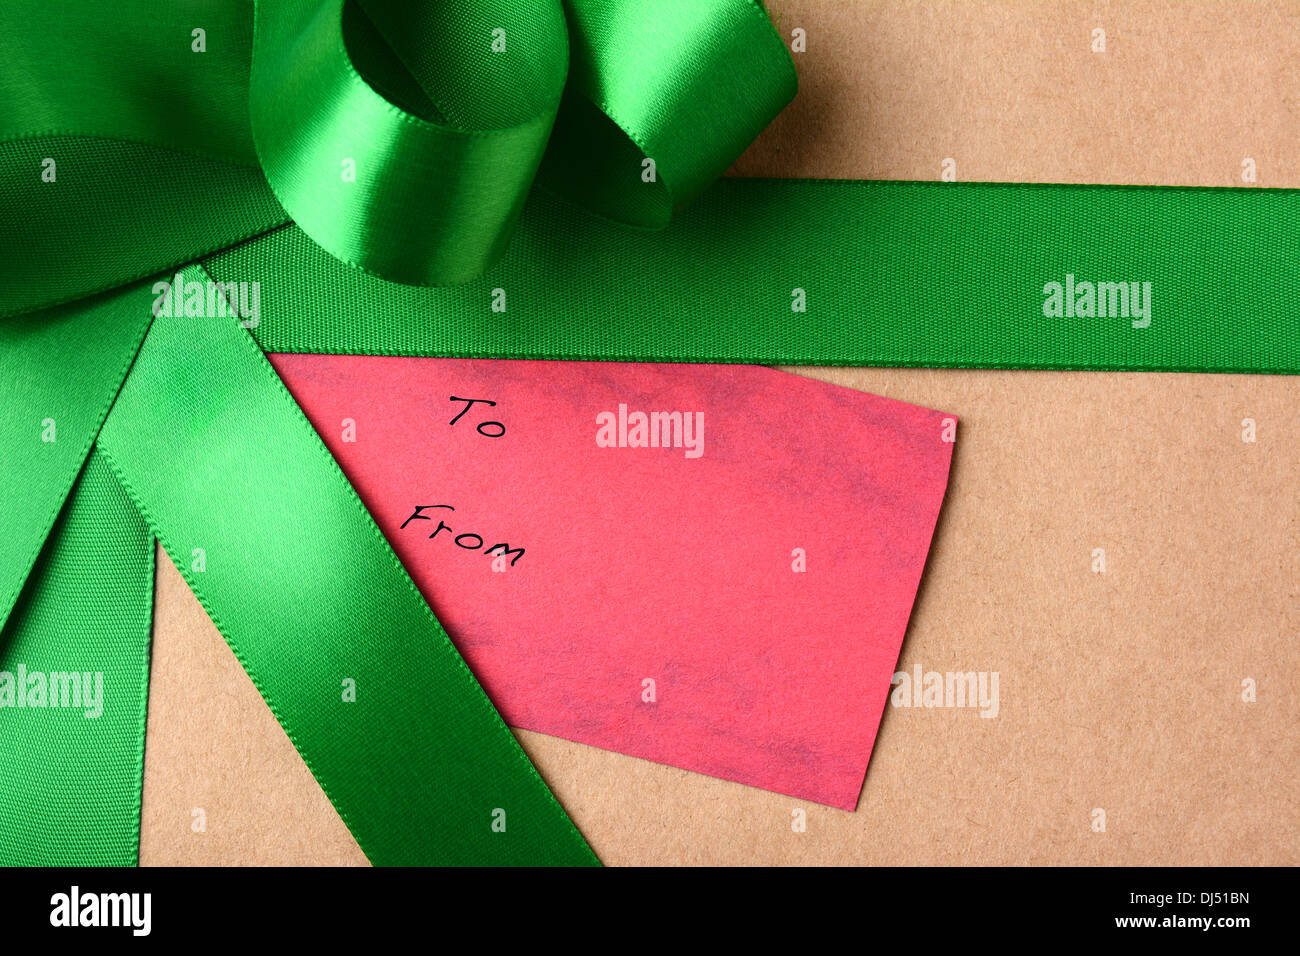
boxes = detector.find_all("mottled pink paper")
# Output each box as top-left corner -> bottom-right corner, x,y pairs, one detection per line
269,355 -> 954,810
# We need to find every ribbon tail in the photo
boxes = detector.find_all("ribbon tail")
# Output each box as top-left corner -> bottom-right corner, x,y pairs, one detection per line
0,278 -> 157,864
94,266 -> 597,865
0,449 -> 154,865
0,283 -> 154,626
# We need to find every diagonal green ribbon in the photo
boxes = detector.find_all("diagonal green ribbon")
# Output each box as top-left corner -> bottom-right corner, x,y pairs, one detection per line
0,449 -> 153,865
0,288 -> 154,626
0,286 -> 155,861
94,267 -> 596,866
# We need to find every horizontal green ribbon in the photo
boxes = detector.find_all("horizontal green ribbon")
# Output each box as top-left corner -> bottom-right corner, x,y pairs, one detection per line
214,182 -> 1299,373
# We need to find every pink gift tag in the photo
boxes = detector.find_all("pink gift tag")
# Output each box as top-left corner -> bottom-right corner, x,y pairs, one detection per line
270,355 -> 955,810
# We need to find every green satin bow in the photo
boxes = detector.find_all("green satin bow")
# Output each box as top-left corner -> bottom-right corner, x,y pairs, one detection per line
252,0 -> 795,284
0,0 -> 795,866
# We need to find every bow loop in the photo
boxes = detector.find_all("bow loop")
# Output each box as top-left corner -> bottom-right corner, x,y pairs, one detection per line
543,0 -> 797,228
0,0 -> 795,307
251,0 -> 570,286
252,0 -> 795,286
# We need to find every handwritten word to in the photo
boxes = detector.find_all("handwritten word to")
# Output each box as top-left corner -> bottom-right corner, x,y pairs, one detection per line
448,396 -> 505,437
400,505 -> 525,566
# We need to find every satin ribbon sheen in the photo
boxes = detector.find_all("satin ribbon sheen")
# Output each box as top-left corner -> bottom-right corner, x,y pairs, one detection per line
0,0 -> 1296,866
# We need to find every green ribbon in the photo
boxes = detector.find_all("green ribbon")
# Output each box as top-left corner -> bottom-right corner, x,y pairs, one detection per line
1,270 -> 604,868
97,268 -> 596,865
0,0 -> 797,866
1,0 -> 1297,867
0,0 -> 796,310
217,182 -> 1298,372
